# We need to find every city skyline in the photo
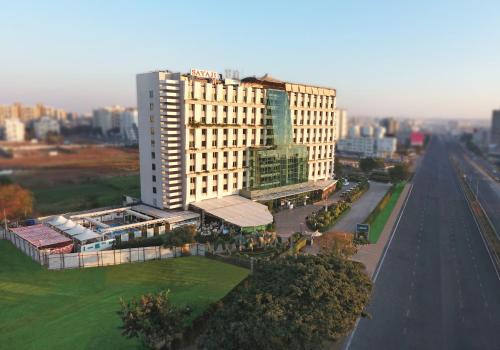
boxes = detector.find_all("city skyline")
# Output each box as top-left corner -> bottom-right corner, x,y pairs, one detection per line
1,0 -> 499,119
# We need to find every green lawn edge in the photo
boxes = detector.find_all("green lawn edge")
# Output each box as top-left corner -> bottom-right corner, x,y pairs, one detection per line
0,240 -> 248,350
367,182 -> 405,243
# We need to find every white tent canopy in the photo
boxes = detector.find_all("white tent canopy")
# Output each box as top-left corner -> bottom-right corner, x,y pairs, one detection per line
191,195 -> 273,228
65,224 -> 87,237
57,220 -> 78,231
46,215 -> 68,226
73,229 -> 101,242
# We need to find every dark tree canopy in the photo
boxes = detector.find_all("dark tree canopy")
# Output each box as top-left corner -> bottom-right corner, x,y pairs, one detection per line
199,254 -> 372,350
388,163 -> 410,183
359,157 -> 384,173
119,290 -> 190,350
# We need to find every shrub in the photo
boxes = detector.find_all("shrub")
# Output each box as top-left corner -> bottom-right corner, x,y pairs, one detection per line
119,290 -> 191,350
199,254 -> 372,350
113,235 -> 165,249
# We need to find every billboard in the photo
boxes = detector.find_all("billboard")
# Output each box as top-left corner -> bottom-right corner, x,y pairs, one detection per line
410,132 -> 425,147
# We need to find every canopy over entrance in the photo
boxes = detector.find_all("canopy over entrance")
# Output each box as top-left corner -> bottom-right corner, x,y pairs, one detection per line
191,195 -> 273,228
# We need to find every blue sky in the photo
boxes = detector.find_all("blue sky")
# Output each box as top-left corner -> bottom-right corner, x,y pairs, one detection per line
1,0 -> 499,119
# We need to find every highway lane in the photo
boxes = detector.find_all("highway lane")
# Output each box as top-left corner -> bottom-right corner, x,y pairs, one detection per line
347,135 -> 500,350
451,141 -> 500,239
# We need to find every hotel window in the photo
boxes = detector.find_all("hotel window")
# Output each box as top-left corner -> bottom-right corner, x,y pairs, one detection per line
152,187 -> 157,194
149,103 -> 154,111
151,152 -> 156,159
149,90 -> 154,98
150,115 -> 155,122
152,163 -> 156,171
152,175 -> 156,182
189,177 -> 196,196
150,127 -> 155,135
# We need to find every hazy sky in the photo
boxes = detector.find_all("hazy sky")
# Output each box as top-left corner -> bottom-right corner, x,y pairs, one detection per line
1,0 -> 499,119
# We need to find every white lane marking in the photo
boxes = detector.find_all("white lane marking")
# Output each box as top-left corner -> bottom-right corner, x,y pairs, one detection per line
456,173 -> 500,281
344,184 -> 415,350
373,184 -> 414,283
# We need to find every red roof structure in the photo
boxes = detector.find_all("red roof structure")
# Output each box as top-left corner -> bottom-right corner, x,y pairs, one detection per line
10,224 -> 73,250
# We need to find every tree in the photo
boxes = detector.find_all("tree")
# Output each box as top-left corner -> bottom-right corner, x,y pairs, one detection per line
119,290 -> 191,350
334,157 -> 344,178
199,254 -> 372,350
0,176 -> 13,185
163,225 -> 197,246
316,232 -> 357,258
46,131 -> 64,144
359,157 -> 383,173
388,163 -> 410,183
0,184 -> 33,221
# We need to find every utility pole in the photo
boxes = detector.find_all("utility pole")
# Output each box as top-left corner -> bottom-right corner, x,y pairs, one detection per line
3,208 -> 7,236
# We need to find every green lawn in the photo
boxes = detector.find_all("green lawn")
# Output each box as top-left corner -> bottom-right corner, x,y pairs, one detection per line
367,182 -> 406,243
0,240 -> 248,350
33,175 -> 140,215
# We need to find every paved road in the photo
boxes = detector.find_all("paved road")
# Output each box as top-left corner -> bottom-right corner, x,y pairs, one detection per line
347,135 -> 500,350
274,182 -> 388,237
332,182 -> 390,233
451,141 -> 500,239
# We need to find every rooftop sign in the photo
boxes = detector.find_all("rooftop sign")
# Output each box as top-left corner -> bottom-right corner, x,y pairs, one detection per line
190,68 -> 219,79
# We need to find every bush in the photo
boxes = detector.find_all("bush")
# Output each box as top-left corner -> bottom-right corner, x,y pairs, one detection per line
388,164 -> 410,183
113,235 -> 165,249
112,225 -> 197,249
163,225 -> 197,246
119,290 -> 191,350
199,254 -> 372,350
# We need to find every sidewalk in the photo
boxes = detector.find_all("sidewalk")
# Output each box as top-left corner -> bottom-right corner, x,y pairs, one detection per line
351,183 -> 412,278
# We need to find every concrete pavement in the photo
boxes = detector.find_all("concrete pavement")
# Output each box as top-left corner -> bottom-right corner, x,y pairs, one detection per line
274,181 -> 390,238
346,135 -> 500,350
351,182 -> 412,278
330,182 -> 391,233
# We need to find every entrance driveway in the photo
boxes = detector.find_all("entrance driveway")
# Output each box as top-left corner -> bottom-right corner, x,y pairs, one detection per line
274,181 -> 390,238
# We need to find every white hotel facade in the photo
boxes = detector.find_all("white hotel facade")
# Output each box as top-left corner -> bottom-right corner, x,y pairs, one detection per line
137,69 -> 338,211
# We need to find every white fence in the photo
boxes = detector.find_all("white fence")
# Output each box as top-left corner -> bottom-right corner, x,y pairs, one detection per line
1,227 -> 43,262
1,227 -> 206,270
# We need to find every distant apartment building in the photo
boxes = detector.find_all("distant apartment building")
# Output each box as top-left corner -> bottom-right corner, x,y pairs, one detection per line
92,106 -> 138,142
4,118 -> 25,142
381,117 -> 399,136
92,105 -> 124,135
34,116 -> 60,140
472,128 -> 489,151
120,108 -> 139,144
137,69 -> 338,210
492,110 -> 500,147
337,125 -> 396,158
0,102 -> 66,124
334,108 -> 348,141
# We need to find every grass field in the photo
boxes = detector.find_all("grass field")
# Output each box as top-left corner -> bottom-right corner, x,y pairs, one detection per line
367,182 -> 405,243
33,174 -> 140,215
0,240 -> 248,350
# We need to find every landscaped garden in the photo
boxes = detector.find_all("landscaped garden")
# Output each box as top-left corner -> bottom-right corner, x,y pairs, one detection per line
306,180 -> 369,232
0,240 -> 248,350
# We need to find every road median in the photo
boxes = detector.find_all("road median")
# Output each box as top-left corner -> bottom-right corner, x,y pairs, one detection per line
452,157 -> 500,276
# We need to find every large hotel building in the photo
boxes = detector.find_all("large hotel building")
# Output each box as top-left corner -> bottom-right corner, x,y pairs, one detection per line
137,69 -> 338,213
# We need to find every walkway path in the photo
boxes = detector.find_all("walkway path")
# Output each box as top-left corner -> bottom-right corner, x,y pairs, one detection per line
274,181 -> 389,238
351,182 -> 412,277
330,182 -> 391,233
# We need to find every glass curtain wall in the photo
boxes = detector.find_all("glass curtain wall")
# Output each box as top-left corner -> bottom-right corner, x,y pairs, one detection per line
249,89 -> 308,190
